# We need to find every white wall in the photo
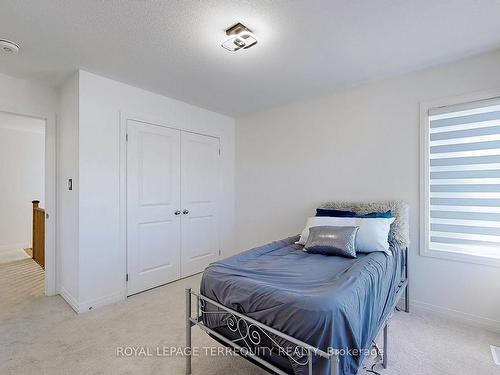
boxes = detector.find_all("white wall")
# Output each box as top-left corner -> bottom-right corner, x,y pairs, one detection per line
235,50 -> 500,331
74,70 -> 235,311
0,113 -> 45,251
58,72 -> 80,304
0,73 -> 58,117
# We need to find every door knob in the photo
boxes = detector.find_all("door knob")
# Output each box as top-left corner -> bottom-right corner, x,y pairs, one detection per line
182,209 -> 189,215
174,210 -> 181,215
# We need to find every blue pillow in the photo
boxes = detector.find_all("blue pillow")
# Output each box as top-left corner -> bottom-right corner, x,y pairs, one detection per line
315,208 -> 392,218
357,210 -> 393,218
315,208 -> 356,217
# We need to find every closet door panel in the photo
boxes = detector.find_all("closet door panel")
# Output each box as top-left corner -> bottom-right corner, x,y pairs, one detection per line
127,120 -> 181,295
181,132 -> 220,277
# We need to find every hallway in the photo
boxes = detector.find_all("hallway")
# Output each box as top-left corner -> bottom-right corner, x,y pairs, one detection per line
0,258 -> 44,307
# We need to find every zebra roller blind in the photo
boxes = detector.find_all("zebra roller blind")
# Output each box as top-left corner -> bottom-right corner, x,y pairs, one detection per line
428,96 -> 500,259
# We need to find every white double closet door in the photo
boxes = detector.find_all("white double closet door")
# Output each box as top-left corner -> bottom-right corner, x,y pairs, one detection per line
126,120 -> 220,296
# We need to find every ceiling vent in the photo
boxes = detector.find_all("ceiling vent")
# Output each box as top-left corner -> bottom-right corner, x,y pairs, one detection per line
0,39 -> 20,54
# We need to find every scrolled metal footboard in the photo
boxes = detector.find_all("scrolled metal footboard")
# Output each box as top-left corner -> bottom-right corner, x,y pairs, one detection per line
185,289 -> 340,375
185,246 -> 409,374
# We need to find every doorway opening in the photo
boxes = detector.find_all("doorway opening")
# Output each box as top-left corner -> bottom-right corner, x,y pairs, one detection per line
0,111 -> 46,297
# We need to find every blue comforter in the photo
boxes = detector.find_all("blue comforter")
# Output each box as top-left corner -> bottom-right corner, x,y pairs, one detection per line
201,236 -> 405,375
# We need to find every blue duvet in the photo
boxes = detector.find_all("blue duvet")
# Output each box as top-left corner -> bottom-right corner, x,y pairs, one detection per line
201,236 -> 405,375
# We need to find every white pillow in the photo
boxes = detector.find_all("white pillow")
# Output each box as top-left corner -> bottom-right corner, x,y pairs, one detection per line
296,216 -> 395,254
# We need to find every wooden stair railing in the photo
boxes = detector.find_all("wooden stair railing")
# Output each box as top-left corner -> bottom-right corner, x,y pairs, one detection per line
32,200 -> 45,269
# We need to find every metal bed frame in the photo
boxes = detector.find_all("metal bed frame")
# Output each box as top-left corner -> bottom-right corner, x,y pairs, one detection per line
185,248 -> 409,375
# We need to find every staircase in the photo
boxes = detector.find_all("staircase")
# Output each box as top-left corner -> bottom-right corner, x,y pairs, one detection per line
31,200 -> 45,269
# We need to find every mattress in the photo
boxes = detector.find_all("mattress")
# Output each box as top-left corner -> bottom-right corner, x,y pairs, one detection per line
200,235 -> 406,375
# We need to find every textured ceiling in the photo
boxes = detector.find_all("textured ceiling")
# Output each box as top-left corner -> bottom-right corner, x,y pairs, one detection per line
0,0 -> 500,117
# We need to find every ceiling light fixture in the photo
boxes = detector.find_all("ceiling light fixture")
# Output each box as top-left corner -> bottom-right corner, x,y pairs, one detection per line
0,39 -> 20,54
221,23 -> 257,52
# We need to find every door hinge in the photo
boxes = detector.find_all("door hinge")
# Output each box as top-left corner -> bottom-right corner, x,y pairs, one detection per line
126,134 -> 129,142
126,273 -> 129,282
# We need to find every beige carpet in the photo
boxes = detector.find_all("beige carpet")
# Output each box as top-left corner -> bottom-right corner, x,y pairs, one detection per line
1,260 -> 499,375
0,248 -> 30,264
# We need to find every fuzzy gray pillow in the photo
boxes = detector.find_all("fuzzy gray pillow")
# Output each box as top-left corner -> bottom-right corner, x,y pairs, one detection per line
319,201 -> 409,248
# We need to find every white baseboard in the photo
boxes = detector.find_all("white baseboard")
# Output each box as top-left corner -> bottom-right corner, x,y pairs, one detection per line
78,291 -> 125,313
59,286 -> 80,313
0,243 -> 30,252
59,287 -> 125,314
411,299 -> 500,334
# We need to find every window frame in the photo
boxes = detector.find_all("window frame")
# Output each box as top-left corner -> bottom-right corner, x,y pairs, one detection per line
420,89 -> 500,268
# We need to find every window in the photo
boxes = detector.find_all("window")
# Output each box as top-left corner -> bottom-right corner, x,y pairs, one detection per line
421,94 -> 500,265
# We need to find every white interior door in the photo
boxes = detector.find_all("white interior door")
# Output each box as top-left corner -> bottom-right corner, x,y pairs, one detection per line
127,120 -> 181,295
180,132 -> 220,277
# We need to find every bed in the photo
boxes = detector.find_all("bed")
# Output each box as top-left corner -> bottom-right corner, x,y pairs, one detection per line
185,201 -> 409,375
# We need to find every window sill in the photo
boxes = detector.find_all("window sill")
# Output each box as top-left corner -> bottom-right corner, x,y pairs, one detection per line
421,247 -> 500,268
